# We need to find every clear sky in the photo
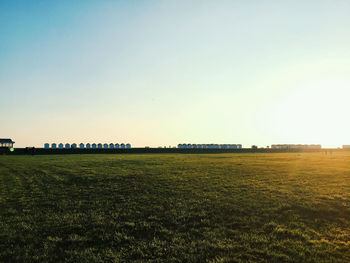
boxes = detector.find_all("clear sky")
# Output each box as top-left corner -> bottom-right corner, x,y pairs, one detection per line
1,0 -> 350,148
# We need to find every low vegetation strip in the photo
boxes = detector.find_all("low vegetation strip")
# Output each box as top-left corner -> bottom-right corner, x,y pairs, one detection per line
0,153 -> 350,262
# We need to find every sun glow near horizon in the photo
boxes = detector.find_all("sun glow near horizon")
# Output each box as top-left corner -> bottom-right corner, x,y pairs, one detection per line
255,71 -> 350,148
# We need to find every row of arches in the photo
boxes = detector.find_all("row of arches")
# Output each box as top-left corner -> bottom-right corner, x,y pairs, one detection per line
178,144 -> 242,149
44,143 -> 131,149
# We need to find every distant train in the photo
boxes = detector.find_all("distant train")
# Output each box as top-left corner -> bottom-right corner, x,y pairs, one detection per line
44,143 -> 131,149
177,144 -> 242,149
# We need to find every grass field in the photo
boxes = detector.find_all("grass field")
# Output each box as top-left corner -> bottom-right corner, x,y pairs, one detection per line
0,152 -> 350,262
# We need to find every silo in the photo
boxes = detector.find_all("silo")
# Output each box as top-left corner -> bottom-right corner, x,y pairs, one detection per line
98,143 -> 102,149
52,143 -> 57,149
44,143 -> 50,149
115,143 -> 120,149
121,143 -> 125,149
92,143 -> 97,149
58,143 -> 64,149
65,143 -> 70,149
126,143 -> 131,149
109,143 -> 114,149
103,143 -> 108,149
79,143 -> 84,149
71,143 -> 77,149
86,143 -> 91,149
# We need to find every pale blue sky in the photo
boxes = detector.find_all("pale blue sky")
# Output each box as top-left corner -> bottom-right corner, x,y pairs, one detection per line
1,0 -> 350,148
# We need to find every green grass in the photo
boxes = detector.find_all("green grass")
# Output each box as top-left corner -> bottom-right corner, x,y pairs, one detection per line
0,152 -> 350,262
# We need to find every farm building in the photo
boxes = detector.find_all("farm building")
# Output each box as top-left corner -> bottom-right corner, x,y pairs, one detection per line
271,144 -> 321,150
0,139 -> 15,148
177,143 -> 243,149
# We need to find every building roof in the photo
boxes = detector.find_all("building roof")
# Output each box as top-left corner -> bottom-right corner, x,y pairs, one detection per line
0,138 -> 15,143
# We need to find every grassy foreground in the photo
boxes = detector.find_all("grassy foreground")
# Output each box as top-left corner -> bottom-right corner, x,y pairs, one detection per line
0,153 -> 350,262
